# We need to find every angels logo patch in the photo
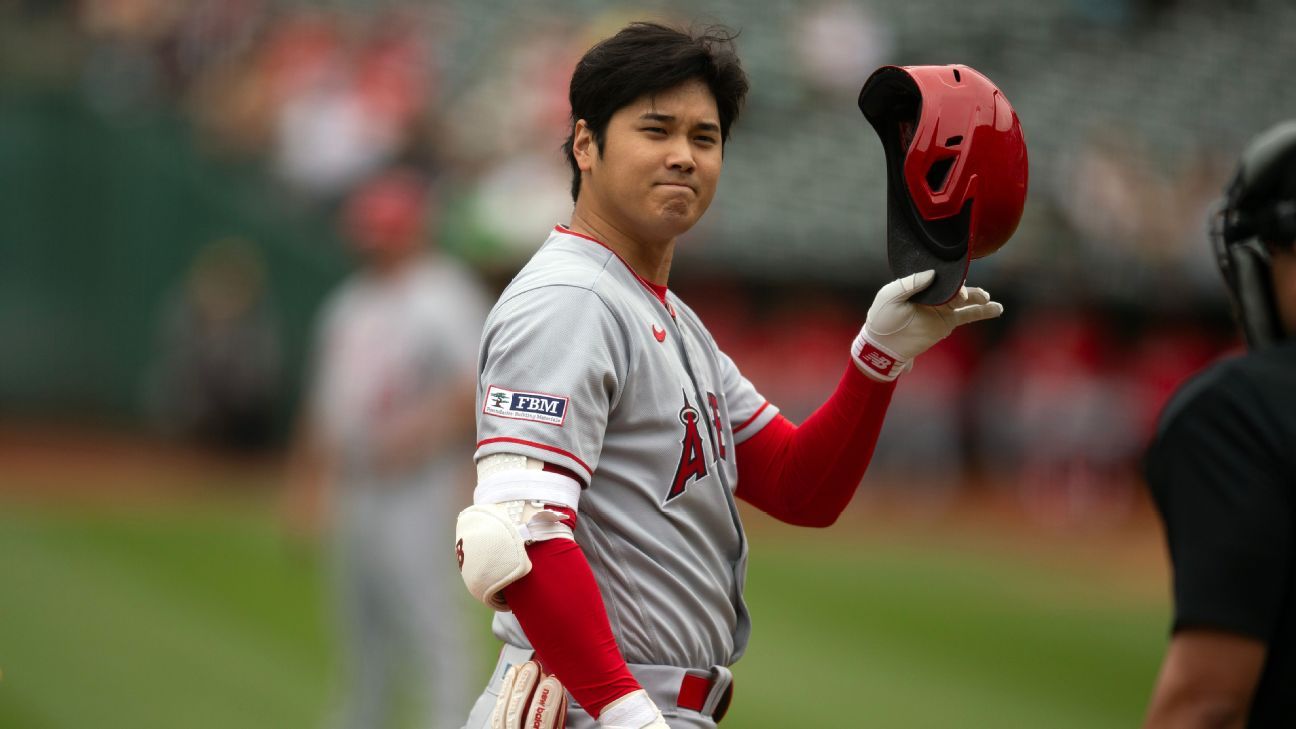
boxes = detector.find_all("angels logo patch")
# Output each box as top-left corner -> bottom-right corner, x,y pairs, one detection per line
666,394 -> 708,502
483,385 -> 569,426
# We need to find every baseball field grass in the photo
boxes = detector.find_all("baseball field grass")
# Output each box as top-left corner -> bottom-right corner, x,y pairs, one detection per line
0,482 -> 1168,729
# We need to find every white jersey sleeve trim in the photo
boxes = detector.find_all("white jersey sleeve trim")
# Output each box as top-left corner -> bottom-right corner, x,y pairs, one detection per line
730,400 -> 780,446
474,469 -> 582,510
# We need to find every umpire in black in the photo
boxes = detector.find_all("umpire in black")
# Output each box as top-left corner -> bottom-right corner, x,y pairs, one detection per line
1143,120 -> 1296,729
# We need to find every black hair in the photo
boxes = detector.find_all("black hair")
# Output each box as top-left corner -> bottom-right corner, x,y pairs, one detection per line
562,22 -> 749,202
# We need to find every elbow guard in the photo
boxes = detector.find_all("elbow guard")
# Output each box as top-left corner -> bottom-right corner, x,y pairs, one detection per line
456,500 -> 573,611
455,454 -> 581,611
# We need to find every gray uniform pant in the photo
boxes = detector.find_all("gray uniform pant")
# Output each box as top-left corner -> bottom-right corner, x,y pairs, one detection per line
461,643 -> 733,729
329,475 -> 472,729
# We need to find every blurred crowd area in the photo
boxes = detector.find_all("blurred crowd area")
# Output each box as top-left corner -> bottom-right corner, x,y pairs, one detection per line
690,281 -> 1234,525
7,0 -> 1296,271
3,0 -> 1291,524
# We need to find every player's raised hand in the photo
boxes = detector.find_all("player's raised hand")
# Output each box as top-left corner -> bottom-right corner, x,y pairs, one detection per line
852,269 -> 1003,381
490,661 -> 567,729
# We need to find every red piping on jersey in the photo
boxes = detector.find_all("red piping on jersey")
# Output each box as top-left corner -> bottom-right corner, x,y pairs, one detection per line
554,225 -> 669,306
477,436 -> 594,477
733,401 -> 771,434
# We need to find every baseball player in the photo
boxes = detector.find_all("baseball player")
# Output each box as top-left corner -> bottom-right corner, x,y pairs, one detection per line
454,24 -> 1021,729
285,168 -> 490,729
1143,121 -> 1296,728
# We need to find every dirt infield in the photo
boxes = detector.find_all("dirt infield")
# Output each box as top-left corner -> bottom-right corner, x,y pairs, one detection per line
0,422 -> 283,497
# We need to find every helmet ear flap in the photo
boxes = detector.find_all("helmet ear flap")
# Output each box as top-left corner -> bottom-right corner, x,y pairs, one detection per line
860,67 -> 971,305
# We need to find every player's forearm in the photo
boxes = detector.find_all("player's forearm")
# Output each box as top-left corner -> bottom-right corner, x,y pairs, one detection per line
736,361 -> 895,527
503,538 -> 642,719
1143,630 -> 1265,729
1144,692 -> 1249,729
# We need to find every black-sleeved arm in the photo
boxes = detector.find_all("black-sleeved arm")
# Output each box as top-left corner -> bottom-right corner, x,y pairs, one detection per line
1146,380 -> 1293,641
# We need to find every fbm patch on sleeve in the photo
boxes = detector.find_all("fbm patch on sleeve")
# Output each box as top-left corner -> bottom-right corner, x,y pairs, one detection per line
483,385 -> 569,426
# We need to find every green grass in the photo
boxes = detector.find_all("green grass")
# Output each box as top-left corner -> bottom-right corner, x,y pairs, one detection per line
0,500 -> 1167,728
730,524 -> 1165,728
0,502 -> 338,729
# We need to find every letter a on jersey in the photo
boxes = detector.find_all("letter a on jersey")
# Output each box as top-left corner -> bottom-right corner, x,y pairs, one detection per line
666,395 -> 709,503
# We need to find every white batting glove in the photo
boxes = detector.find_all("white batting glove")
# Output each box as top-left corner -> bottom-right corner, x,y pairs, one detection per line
598,689 -> 670,728
490,661 -> 567,729
852,270 -> 1003,382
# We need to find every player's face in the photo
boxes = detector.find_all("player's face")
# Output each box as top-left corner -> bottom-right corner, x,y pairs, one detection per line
576,79 -> 723,242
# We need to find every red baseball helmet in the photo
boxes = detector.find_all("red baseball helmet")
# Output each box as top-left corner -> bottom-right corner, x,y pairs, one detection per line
859,64 -> 1028,305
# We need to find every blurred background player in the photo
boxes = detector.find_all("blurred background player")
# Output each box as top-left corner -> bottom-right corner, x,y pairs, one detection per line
284,166 -> 490,729
145,236 -> 284,453
1143,121 -> 1296,728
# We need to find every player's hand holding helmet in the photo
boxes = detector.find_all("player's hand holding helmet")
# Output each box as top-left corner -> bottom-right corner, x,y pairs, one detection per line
850,62 -> 1023,382
851,270 -> 1002,381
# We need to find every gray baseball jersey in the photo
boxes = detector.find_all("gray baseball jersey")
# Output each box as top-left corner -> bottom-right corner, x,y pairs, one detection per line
475,226 -> 780,670
313,255 -> 489,729
316,256 -> 487,467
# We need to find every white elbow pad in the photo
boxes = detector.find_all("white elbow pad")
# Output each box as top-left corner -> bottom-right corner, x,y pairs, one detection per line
456,454 -> 581,611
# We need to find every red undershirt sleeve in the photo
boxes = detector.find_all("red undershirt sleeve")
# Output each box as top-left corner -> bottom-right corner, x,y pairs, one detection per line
735,360 -> 897,527
502,538 -> 641,720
